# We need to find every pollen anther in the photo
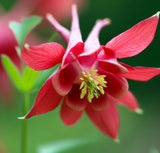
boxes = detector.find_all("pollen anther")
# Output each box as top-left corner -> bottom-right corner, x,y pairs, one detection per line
80,69 -> 107,103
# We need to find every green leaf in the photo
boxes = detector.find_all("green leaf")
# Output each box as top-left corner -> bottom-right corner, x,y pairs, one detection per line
150,148 -> 159,153
48,32 -> 58,42
37,137 -> 97,153
22,67 -> 40,92
32,65 -> 60,92
0,0 -> 16,11
15,46 -> 21,58
9,16 -> 42,49
1,55 -> 23,90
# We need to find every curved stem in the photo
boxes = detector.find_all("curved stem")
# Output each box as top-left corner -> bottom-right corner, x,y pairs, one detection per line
21,92 -> 29,153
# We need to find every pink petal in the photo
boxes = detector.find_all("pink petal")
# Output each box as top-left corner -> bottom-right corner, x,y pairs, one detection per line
82,19 -> 111,56
69,4 -> 83,46
78,53 -> 97,69
97,61 -> 128,74
117,90 -> 140,111
62,4 -> 83,67
22,42 -> 65,71
25,75 -> 62,119
71,42 -> 84,58
97,47 -> 128,74
97,47 -> 116,61
91,93 -> 109,111
78,44 -> 103,69
46,14 -> 70,43
52,63 -> 80,96
62,42 -> 84,67
85,97 -> 119,139
103,72 -> 129,98
60,100 -> 83,126
122,66 -> 160,81
65,84 -> 87,111
119,62 -> 135,71
105,13 -> 159,58
77,18 -> 111,69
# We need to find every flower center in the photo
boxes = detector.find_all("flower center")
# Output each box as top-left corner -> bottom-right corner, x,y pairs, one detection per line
80,69 -> 107,103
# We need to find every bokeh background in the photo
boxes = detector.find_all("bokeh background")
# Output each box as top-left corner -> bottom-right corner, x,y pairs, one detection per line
0,0 -> 160,153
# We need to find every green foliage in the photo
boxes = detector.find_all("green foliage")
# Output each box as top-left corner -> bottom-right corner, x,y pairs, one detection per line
32,64 -> 60,91
22,67 -> 40,92
48,32 -> 59,42
1,55 -> 59,93
9,16 -> 42,49
0,0 -> 17,11
150,148 -> 159,153
1,55 -> 40,92
37,137 -> 96,153
1,55 -> 23,90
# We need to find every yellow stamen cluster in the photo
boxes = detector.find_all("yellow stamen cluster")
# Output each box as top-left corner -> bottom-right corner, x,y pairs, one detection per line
80,69 -> 107,103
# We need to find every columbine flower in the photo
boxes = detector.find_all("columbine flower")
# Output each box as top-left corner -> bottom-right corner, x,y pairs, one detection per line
0,5 -> 24,104
22,5 -> 160,139
22,0 -> 84,21
0,3 -> 41,105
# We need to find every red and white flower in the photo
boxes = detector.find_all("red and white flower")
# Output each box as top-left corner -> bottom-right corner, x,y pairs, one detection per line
22,5 -> 160,139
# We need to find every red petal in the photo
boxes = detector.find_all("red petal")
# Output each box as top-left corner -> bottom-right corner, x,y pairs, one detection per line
122,67 -> 160,81
117,90 -> 140,111
102,72 -> 129,98
25,75 -> 62,119
91,93 -> 109,111
119,62 -> 135,71
52,63 -> 80,96
105,13 -> 159,58
85,97 -> 119,139
78,53 -> 97,69
97,47 -> 128,74
47,14 -> 70,43
60,100 -> 83,126
65,84 -> 87,111
62,42 -> 84,67
97,61 -> 128,74
71,42 -> 84,58
22,42 -> 65,71
97,47 -> 116,61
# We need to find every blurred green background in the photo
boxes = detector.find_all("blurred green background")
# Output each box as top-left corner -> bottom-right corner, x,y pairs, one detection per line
0,0 -> 160,153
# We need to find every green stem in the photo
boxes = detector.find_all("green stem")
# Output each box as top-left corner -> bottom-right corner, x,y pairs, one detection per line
22,92 -> 29,153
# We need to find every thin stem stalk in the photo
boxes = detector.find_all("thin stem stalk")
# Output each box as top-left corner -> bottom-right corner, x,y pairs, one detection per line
21,92 -> 29,153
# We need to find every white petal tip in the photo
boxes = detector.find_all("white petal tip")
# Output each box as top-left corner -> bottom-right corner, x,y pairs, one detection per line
114,138 -> 120,143
72,4 -> 78,15
96,18 -> 111,26
46,13 -> 52,18
135,109 -> 144,115
103,18 -> 111,25
17,116 -> 25,120
72,4 -> 77,9
46,13 -> 54,20
156,11 -> 160,17
24,43 -> 29,50
153,11 -> 160,17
